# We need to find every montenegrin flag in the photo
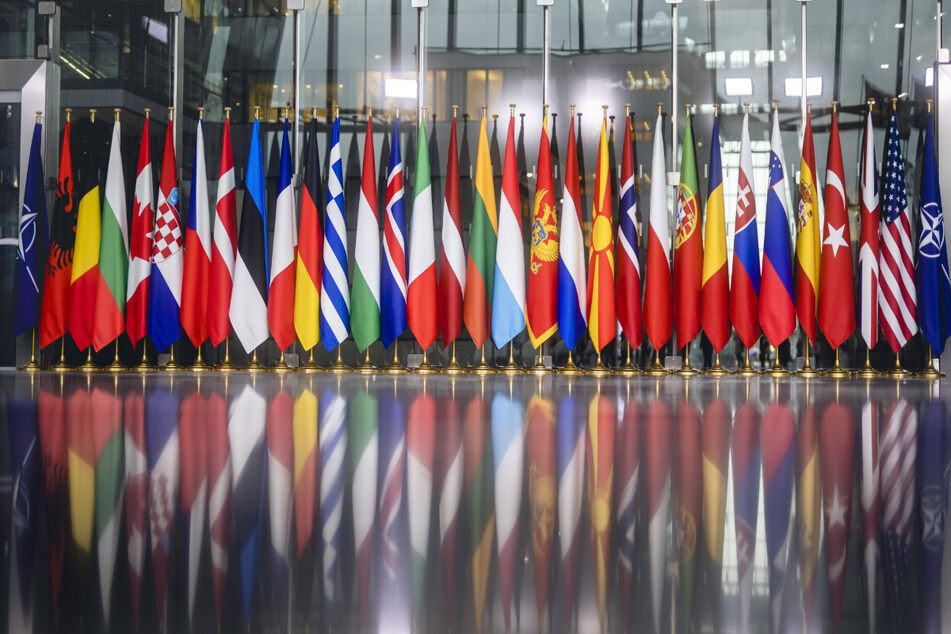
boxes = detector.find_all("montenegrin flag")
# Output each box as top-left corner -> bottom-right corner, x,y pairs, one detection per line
439,112 -> 465,347
527,113 -> 559,347
40,116 -> 75,348
795,110 -> 821,345
557,113 -> 587,350
208,114 -> 237,347
68,115 -> 102,352
492,111 -> 527,348
700,113 -> 730,352
381,116 -> 408,349
674,112 -> 702,349
294,116 -> 324,351
126,117 -> 153,348
463,113 -> 498,348
586,112 -> 616,352
407,117 -> 439,351
351,115 -> 381,352
616,111 -> 643,349
180,117 -> 212,348
268,118 -> 298,351
644,110 -> 672,351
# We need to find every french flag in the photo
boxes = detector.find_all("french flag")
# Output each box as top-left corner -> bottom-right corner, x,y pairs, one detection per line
268,118 -> 298,352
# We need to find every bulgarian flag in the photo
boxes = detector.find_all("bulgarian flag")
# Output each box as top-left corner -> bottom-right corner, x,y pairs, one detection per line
408,117 -> 438,352
351,115 -> 381,352
92,115 -> 129,351
463,113 -> 498,348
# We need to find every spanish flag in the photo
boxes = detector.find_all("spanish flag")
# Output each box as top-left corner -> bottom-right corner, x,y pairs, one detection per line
586,112 -> 616,352
795,110 -> 821,345
463,113 -> 498,348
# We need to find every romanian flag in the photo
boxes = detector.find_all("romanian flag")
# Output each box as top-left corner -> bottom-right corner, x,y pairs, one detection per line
700,115 -> 730,352
463,114 -> 498,348
674,113 -> 703,349
527,114 -> 559,347
586,113 -> 616,352
795,111 -> 821,345
68,115 -> 102,352
294,117 -> 324,351
586,393 -> 616,628
40,117 -> 76,348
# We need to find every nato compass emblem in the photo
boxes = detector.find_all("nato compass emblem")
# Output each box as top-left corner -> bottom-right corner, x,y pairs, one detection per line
919,202 -> 945,259
17,202 -> 40,292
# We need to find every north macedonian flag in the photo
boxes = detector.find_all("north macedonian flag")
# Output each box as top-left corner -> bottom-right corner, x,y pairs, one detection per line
586,113 -> 616,352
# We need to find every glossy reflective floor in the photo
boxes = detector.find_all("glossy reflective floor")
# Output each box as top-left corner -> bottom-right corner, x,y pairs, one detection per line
1,372 -> 949,633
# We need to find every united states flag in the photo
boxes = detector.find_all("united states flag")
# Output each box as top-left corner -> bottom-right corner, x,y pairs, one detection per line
880,398 -> 916,622
878,111 -> 918,350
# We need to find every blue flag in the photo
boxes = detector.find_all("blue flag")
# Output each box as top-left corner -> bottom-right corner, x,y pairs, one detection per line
916,112 -> 951,356
381,118 -> 408,349
320,116 -> 350,350
919,399 -> 946,633
7,380 -> 39,618
13,121 -> 48,337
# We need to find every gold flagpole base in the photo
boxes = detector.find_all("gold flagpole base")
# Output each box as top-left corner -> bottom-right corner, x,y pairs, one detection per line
191,350 -> 211,373
528,348 -> 550,375
560,350 -> 583,376
80,349 -> 99,373
328,347 -> 350,374
272,353 -> 293,374
442,343 -> 467,375
823,349 -> 850,379
20,360 -> 42,372
705,353 -> 730,376
470,346 -> 496,376
618,343 -> 640,376
106,359 -> 127,373
383,346 -> 405,374
798,347 -> 820,377
917,350 -> 945,378
884,353 -> 908,378
300,347 -> 322,374
133,347 -> 155,372
50,361 -> 72,372
644,351 -> 668,377
767,356 -> 789,378
356,349 -> 376,375
245,349 -> 265,373
415,349 -> 440,375
500,344 -> 522,375
737,349 -> 759,377
854,360 -> 880,378
678,351 -> 700,376
587,353 -> 612,377
216,360 -> 237,373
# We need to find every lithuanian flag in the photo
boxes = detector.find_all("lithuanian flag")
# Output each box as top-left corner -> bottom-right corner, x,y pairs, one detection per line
463,113 -> 498,348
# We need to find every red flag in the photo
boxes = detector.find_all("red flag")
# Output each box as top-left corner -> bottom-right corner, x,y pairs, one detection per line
526,395 -> 556,627
439,114 -> 465,347
527,119 -> 559,347
645,397 -> 672,634
208,117 -> 238,346
205,391 -> 232,623
820,401 -> 856,632
673,115 -> 703,349
37,386 -> 69,617
616,113 -> 643,349
674,398 -> 702,626
40,120 -> 76,348
818,111 -> 856,349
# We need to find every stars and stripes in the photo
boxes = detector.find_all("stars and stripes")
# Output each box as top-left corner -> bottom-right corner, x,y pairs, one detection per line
880,399 -> 917,622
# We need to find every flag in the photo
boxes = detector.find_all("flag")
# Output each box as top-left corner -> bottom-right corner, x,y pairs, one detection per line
147,121 -> 184,353
40,118 -> 75,348
208,115 -> 238,346
463,114 -> 498,348
126,117 -> 154,348
526,395 -> 556,627
407,390 -> 437,611
645,111 -> 672,351
674,398 -> 701,629
123,386 -> 147,624
795,111 -> 821,346
268,120 -> 299,351
858,108 -> 881,349
13,118 -> 47,339
760,108 -> 796,347
180,119 -> 212,348
761,402 -> 795,632
231,117 -> 269,353
173,391 -> 207,625
349,389 -> 379,620
292,388 -> 318,608
527,116 -> 559,347
916,111 -> 951,355
321,115 -> 350,351
700,398 -> 730,572
352,116 -> 381,352
556,393 -> 585,625
818,110 -> 856,350
295,118 -> 324,350
860,400 -> 881,634
616,113 -> 644,349
378,393 -> 406,586
382,116 -> 408,349
146,386 -> 181,622
700,114 -> 730,352
674,113 -> 702,350
68,117 -> 101,351
615,393 -> 642,623
37,385 -> 69,619
439,112 -> 466,347
730,110 -> 761,350
492,390 -> 525,631
796,404 -> 822,630
820,400 -> 856,632
881,399 -> 916,623
918,399 -> 946,633
587,394 -> 615,628
493,113 -> 527,348
205,391 -> 232,623
879,110 -> 918,351
464,394 -> 495,631
408,118 -> 438,351
586,114 -> 617,352
91,385 -> 124,626
557,114 -> 587,350
436,396 -> 463,624
66,385 -> 95,562
266,388 -> 294,608
229,383 -> 267,623
732,402 -> 761,633
7,382 -> 39,621
646,397 -> 672,634
319,389 -> 348,615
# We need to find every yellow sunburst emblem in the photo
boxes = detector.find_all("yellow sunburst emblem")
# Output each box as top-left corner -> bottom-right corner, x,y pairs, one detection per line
531,188 -> 559,273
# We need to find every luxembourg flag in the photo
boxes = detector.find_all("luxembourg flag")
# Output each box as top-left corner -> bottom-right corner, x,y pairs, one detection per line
557,114 -> 586,350
180,117 -> 211,348
492,111 -> 526,347
268,118 -> 298,352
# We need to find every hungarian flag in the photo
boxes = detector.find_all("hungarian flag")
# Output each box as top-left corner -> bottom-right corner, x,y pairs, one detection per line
231,117 -> 269,354
526,395 -> 556,627
320,114 -> 350,351
37,384 -> 69,619
205,391 -> 232,624
351,115 -> 381,352
587,394 -> 616,628
796,404 -> 822,630
439,112 -> 465,347
381,116 -> 408,349
208,115 -> 237,347
146,386 -> 181,624
730,110 -> 761,350
268,119 -> 298,351
795,111 -> 821,345
147,120 -> 184,354
557,393 -> 585,625
860,401 -> 881,633
13,117 -> 47,341
492,391 -> 524,632
732,403 -> 761,633
91,384 -> 124,626
616,113 -> 643,349
67,115 -> 102,352
292,389 -> 318,609
319,390 -> 348,616
818,110 -> 856,350
492,112 -> 526,348
179,388 -> 208,626
645,397 -> 672,634
407,390 -> 437,612
408,118 -> 438,351
464,395 -> 495,632
586,113 -> 616,352
463,114 -> 498,348
123,386 -> 147,624
615,393 -> 642,624
557,113 -> 587,350
126,116 -> 154,349
673,113 -> 702,350
761,402 -> 795,632
378,393 -> 406,592
760,107 -> 796,347
527,116 -> 559,347
266,389 -> 294,608
674,398 -> 701,629
40,117 -> 76,348
700,115 -> 730,352
348,389 -> 378,621
7,379 -> 39,622
437,396 -> 464,625
645,111 -> 672,351
858,106 -> 881,349
180,118 -> 212,348
295,118 -> 324,351
700,398 -> 730,572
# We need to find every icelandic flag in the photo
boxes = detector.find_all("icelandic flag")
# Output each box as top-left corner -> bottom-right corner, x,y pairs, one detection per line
148,123 -> 184,353
382,117 -> 408,349
13,120 -> 47,337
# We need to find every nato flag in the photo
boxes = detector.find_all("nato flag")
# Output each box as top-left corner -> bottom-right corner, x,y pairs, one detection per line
13,121 -> 48,337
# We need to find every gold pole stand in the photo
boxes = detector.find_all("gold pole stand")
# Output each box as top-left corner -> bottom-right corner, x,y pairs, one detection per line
164,344 -> 184,372
106,340 -> 127,373
500,342 -> 522,375
471,344 -> 496,376
618,342 -> 640,376
706,352 -> 729,376
884,350 -> 908,378
644,349 -> 668,377
273,349 -> 293,374
300,346 -> 322,374
798,341 -> 820,377
80,347 -> 98,373
561,349 -> 583,375
133,341 -> 154,372
356,347 -> 376,374
587,351 -> 611,377
917,348 -> 945,378
383,343 -> 405,374
245,348 -> 265,373
415,347 -> 439,375
855,347 -> 880,379
529,343 -> 550,376
767,346 -> 789,378
191,344 -> 211,373
20,327 -> 41,372
328,345 -> 349,374
737,348 -> 759,377
51,336 -> 72,372
442,341 -> 466,375
217,338 -> 237,372
678,347 -> 700,376
824,347 -> 851,379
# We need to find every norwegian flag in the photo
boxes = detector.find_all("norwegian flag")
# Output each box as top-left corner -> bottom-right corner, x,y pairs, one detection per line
880,399 -> 917,624
858,107 -> 881,348
878,110 -> 918,351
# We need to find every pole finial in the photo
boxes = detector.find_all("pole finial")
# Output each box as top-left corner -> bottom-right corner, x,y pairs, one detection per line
311,106 -> 317,120
657,102 -> 663,115
254,105 -> 260,120
198,106 -> 204,120
773,99 -> 779,111
113,108 -> 120,122
367,104 -> 373,118
510,103 -> 516,117
481,105 -> 487,118
334,104 -> 340,118
807,101 -> 813,113
36,111 -> 42,124
685,103 -> 691,117
570,103 -> 575,116
743,102 -> 750,114
282,106 -> 288,121
831,100 -> 838,113
927,98 -> 933,113
223,106 -> 230,119
602,104 -> 609,117
713,103 -> 719,117
452,104 -> 459,117
395,106 -> 400,119
65,107 -> 71,122
625,103 -> 630,117
891,97 -> 899,110
90,108 -> 96,122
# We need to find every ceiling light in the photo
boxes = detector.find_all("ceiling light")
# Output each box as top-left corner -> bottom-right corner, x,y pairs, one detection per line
784,76 -> 823,97
725,77 -> 753,96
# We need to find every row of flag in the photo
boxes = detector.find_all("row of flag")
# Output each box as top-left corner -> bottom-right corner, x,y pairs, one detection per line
8,375 -> 948,631
13,102 -> 951,369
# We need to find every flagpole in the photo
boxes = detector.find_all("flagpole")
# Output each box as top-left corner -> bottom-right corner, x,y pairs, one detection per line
667,0 -> 681,171
540,0 -> 551,104
414,0 -> 428,124
799,0 -> 810,124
